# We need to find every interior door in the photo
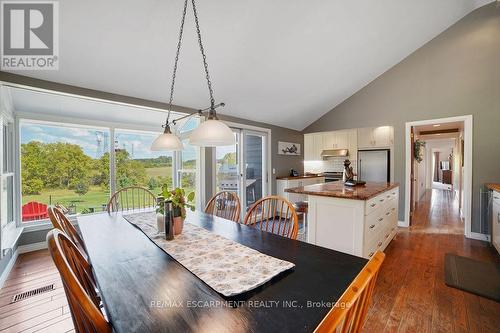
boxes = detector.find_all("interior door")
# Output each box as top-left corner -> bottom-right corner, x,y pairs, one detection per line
241,130 -> 268,214
410,127 -> 415,224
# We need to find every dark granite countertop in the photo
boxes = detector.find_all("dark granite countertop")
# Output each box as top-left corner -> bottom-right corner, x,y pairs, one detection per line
285,182 -> 399,200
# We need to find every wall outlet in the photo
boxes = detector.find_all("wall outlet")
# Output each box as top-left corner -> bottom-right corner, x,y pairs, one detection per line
272,168 -> 276,174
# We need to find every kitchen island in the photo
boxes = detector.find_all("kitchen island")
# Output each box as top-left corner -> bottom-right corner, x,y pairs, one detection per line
286,182 -> 399,259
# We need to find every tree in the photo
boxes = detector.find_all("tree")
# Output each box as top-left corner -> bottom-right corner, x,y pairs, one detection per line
75,181 -> 89,196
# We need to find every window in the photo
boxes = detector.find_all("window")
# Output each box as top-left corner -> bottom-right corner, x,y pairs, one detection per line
20,121 -> 110,222
18,118 -> 202,224
1,120 -> 15,229
114,129 -> 173,195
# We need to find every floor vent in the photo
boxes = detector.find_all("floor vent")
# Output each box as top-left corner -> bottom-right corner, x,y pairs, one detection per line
11,284 -> 55,303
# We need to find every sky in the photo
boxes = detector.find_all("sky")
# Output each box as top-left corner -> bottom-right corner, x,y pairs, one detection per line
21,122 -> 197,160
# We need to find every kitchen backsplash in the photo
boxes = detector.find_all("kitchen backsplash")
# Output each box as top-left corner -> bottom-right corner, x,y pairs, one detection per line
304,157 -> 357,173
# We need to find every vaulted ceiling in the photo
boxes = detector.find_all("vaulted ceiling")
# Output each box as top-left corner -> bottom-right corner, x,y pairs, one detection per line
4,0 -> 492,130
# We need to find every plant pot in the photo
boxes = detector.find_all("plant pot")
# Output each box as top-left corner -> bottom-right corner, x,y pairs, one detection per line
173,216 -> 184,235
156,214 -> 165,233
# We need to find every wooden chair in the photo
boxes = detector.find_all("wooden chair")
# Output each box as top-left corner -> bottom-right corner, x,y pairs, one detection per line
243,195 -> 299,240
314,251 -> 385,333
205,191 -> 241,222
48,206 -> 87,255
47,229 -> 112,333
107,186 -> 156,213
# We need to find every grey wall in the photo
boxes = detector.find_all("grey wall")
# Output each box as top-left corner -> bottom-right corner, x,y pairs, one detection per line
304,3 -> 500,234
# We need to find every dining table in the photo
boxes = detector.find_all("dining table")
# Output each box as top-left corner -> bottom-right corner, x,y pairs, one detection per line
77,209 -> 368,333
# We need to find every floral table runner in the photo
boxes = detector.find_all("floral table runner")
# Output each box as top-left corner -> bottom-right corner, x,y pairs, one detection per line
123,211 -> 295,297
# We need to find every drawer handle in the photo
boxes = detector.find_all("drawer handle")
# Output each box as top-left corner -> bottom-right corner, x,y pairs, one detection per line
369,224 -> 375,229
497,212 -> 500,223
387,195 -> 391,198
392,192 -> 396,195
368,252 -> 374,257
385,234 -> 389,239
378,217 -> 384,222
370,203 -> 376,207
385,212 -> 390,216
378,241 -> 382,247
391,227 -> 395,231
380,199 -> 385,202
391,207 -> 396,211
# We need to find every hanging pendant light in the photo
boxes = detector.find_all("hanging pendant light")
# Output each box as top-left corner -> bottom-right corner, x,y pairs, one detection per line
151,0 -> 235,150
150,123 -> 183,151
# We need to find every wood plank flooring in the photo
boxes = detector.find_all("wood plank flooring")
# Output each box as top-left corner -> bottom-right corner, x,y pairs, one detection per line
1,188 -> 498,332
364,189 -> 500,332
0,249 -> 73,333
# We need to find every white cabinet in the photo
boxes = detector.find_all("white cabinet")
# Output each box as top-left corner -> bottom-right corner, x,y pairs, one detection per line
277,177 -> 325,203
304,129 -> 358,161
492,191 -> 500,254
307,187 -> 399,258
357,126 -> 393,149
304,133 -> 323,161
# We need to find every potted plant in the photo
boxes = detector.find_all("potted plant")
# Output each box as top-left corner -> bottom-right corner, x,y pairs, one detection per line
414,139 -> 426,163
156,185 -> 195,235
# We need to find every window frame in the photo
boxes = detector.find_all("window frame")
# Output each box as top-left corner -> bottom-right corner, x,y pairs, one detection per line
1,117 -> 16,230
16,116 -> 202,228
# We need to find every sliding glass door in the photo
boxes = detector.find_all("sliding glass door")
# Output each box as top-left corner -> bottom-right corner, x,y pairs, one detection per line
214,129 -> 268,219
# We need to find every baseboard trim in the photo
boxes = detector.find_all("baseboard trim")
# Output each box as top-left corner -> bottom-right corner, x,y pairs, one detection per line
17,241 -> 48,254
0,249 -> 19,289
467,232 -> 489,242
398,220 -> 407,227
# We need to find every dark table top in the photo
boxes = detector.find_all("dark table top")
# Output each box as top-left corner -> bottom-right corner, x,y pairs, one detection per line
78,210 -> 367,333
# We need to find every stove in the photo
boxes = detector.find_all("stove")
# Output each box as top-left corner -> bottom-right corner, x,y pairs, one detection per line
322,171 -> 343,183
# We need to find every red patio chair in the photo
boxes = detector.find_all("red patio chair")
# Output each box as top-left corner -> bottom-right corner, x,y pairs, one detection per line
22,201 -> 49,221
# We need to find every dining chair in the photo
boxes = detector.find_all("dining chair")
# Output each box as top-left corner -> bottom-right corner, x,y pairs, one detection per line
47,229 -> 112,333
205,191 -> 241,222
48,206 -> 87,255
243,195 -> 299,240
107,186 -> 156,213
314,251 -> 385,333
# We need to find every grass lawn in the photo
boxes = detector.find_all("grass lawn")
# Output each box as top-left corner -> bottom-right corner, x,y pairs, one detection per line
145,166 -> 172,178
23,186 -> 110,213
22,167 -> 173,215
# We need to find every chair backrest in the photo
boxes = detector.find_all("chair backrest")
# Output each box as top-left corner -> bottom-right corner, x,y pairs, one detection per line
48,206 -> 87,255
314,251 -> 385,333
205,191 -> 241,222
107,186 -> 156,213
243,195 -> 299,240
22,201 -> 49,221
47,229 -> 111,333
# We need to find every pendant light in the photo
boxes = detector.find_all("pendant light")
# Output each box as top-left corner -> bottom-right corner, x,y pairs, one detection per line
151,0 -> 235,150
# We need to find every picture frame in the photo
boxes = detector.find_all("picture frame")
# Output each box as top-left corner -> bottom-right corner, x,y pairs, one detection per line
278,141 -> 301,156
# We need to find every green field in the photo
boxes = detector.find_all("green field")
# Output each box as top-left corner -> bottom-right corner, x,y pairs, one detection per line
23,167 -> 174,215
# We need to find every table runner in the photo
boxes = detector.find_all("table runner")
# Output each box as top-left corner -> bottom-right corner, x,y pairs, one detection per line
123,212 -> 295,297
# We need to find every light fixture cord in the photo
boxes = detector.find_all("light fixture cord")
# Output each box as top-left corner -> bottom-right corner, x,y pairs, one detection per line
166,0 -> 189,125
191,0 -> 216,109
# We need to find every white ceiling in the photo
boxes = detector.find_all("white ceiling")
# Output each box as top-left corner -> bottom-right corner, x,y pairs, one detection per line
4,0 -> 492,130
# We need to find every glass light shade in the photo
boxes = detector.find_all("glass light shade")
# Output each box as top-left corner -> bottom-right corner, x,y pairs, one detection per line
189,119 -> 236,147
150,131 -> 183,151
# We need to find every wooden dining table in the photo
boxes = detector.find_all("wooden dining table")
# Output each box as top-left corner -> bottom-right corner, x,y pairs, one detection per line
78,209 -> 368,333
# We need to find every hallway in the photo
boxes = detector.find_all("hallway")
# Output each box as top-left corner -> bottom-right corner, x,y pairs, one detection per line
411,189 -> 464,235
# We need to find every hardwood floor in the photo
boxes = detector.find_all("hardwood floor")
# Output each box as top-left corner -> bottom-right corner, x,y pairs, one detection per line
364,189 -> 500,332
0,250 -> 73,333
1,188 -> 498,332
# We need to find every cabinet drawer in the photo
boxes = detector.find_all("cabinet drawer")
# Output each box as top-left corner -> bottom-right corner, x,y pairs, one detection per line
366,192 -> 388,215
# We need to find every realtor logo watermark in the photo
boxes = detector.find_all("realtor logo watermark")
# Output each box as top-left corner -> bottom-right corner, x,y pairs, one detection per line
1,1 -> 58,70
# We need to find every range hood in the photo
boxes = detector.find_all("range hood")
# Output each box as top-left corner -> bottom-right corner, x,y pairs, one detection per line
321,149 -> 349,159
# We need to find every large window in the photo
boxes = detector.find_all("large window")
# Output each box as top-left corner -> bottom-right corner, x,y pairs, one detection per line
20,121 -> 110,221
19,118 -> 201,224
114,130 -> 173,195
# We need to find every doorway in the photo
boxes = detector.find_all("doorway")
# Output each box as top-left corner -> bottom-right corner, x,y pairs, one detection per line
213,128 -> 269,219
405,115 -> 473,238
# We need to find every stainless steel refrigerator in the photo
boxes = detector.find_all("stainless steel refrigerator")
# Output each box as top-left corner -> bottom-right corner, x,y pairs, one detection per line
358,149 -> 390,182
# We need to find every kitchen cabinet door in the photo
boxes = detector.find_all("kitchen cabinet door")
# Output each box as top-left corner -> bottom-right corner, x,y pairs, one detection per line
304,134 -> 314,161
357,127 -> 374,148
313,134 -> 324,160
322,132 -> 335,149
373,126 -> 393,147
335,130 -> 350,149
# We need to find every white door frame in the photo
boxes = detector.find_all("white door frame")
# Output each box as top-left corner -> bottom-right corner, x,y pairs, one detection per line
404,115 -> 475,239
